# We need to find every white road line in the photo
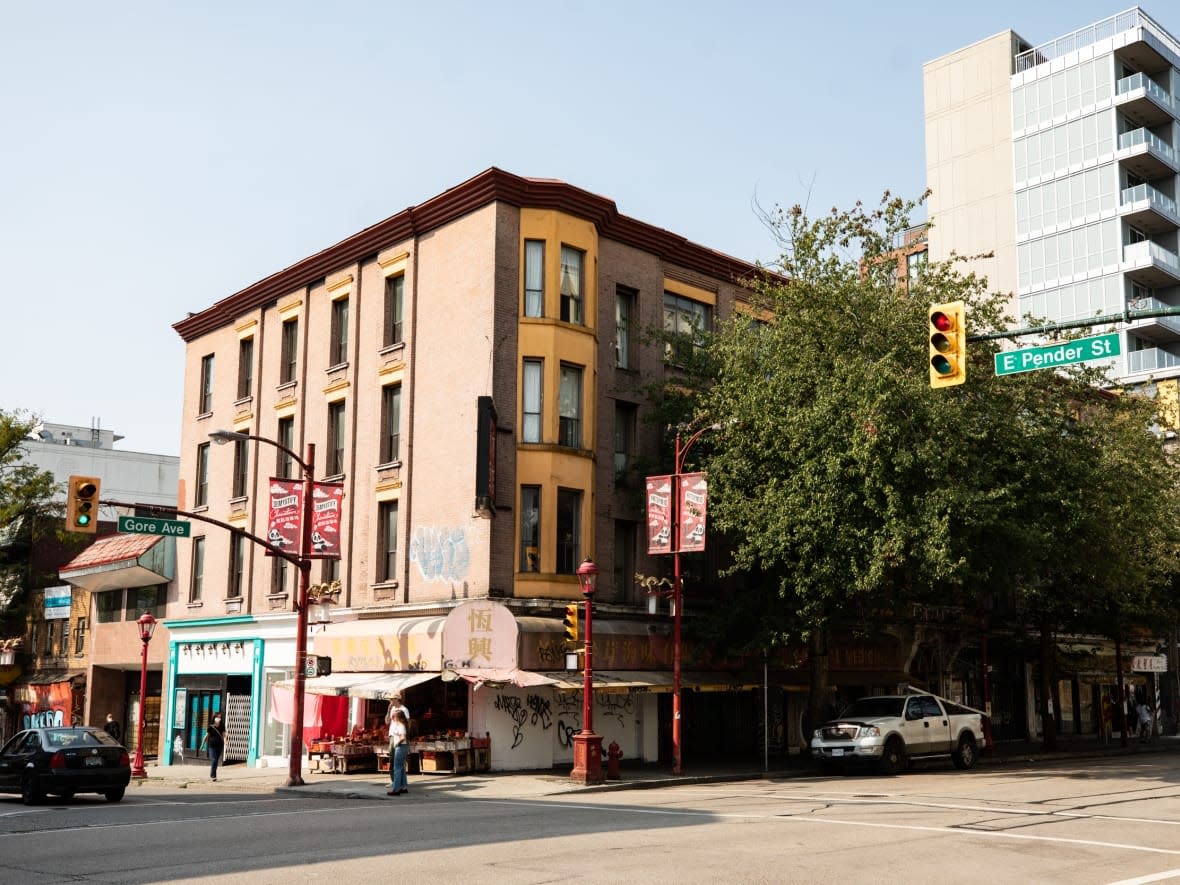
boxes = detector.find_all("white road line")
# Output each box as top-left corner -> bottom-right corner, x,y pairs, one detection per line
1105,871 -> 1180,885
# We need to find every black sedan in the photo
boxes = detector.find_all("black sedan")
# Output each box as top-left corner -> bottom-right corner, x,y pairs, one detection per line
0,727 -> 131,804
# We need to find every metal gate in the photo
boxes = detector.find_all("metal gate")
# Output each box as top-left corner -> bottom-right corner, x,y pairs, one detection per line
225,694 -> 251,763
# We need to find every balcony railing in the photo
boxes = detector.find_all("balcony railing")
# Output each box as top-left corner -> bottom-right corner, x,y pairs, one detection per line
1128,346 -> 1180,374
1121,183 -> 1179,218
1128,296 -> 1180,337
1116,72 -> 1175,111
1118,127 -> 1177,167
1016,8 -> 1180,73
1125,239 -> 1180,274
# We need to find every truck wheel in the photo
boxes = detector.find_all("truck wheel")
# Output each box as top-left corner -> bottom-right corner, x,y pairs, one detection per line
880,737 -> 906,775
817,758 -> 842,776
952,734 -> 978,770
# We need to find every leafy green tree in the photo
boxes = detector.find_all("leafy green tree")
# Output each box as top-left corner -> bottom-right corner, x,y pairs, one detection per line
0,410 -> 60,619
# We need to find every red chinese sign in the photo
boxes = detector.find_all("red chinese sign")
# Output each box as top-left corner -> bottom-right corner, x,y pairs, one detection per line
645,475 -> 673,555
266,479 -> 345,559
678,472 -> 708,553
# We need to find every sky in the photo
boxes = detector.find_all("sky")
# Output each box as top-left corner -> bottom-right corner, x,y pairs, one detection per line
0,0 -> 1154,456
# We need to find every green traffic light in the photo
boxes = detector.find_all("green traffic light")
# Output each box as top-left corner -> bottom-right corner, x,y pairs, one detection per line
75,513 -> 91,526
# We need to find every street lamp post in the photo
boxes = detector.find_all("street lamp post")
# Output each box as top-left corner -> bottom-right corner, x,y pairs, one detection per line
210,429 -> 316,787
131,612 -> 157,779
570,558 -> 604,785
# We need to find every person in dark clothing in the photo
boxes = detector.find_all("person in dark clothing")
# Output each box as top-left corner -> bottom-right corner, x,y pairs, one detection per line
201,713 -> 226,781
103,713 -> 122,742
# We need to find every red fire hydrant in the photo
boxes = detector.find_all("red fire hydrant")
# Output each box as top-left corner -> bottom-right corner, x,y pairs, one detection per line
606,740 -> 623,779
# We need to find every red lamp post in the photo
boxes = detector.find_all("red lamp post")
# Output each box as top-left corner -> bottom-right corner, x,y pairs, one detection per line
569,557 -> 604,785
131,612 -> 157,778
210,429 -> 316,787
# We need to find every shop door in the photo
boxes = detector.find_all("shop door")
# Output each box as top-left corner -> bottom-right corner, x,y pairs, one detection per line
224,693 -> 251,763
182,690 -> 223,762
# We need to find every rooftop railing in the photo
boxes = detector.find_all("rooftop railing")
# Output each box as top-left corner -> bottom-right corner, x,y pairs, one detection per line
1016,8 -> 1180,73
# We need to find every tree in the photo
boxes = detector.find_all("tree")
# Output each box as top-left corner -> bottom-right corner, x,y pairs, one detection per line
0,410 -> 60,619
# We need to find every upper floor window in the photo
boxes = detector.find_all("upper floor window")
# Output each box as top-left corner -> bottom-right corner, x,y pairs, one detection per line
271,556 -> 291,597
614,402 -> 637,479
906,250 -> 927,281
558,364 -> 583,448
321,556 -> 340,584
228,536 -> 245,598
199,354 -> 215,414
195,442 -> 210,507
384,275 -> 404,347
73,617 -> 86,655
522,359 -> 543,443
560,246 -> 584,325
327,401 -> 346,477
615,286 -> 636,369
190,537 -> 205,603
232,438 -> 249,498
381,384 -> 402,463
663,292 -> 711,362
280,318 -> 299,384
330,297 -> 349,366
378,500 -> 398,583
524,240 -> 545,317
556,488 -> 582,575
277,417 -> 295,479
236,337 -> 254,400
519,485 -> 541,572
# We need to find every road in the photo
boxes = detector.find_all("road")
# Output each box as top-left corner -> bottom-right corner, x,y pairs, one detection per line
3,755 -> 1180,884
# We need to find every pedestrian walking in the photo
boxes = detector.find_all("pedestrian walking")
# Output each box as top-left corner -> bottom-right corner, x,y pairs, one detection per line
201,713 -> 226,781
1099,693 -> 1112,744
387,709 -> 409,796
1138,699 -> 1154,742
103,713 -> 122,742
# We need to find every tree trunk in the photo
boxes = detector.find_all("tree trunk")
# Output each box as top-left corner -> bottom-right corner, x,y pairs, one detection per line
1039,619 -> 1058,751
805,626 -> 832,737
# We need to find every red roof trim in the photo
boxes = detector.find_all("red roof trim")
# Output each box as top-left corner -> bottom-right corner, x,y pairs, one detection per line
59,534 -> 162,573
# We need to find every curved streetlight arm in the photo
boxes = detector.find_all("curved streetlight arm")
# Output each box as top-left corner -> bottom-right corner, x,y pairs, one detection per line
209,429 -> 309,476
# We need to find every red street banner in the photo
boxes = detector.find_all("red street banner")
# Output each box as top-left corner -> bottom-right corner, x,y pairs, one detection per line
309,482 -> 344,559
678,472 -> 708,553
645,475 -> 673,554
267,479 -> 345,558
267,478 -> 302,554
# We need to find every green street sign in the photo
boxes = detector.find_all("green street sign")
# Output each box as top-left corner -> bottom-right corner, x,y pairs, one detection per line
994,332 -> 1120,377
118,515 -> 192,537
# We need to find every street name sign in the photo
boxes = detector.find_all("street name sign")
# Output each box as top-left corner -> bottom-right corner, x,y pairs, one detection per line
118,515 -> 192,537
994,332 -> 1120,377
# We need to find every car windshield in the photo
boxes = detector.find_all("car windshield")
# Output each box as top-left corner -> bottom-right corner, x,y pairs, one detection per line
839,698 -> 905,719
44,729 -> 111,749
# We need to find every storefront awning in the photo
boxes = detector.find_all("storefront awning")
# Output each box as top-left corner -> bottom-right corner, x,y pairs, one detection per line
444,668 -> 557,689
58,533 -> 175,592
278,671 -> 440,699
540,670 -> 752,693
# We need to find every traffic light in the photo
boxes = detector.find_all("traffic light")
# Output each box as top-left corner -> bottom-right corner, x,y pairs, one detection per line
563,603 -> 580,644
65,475 -> 101,534
928,301 -> 967,388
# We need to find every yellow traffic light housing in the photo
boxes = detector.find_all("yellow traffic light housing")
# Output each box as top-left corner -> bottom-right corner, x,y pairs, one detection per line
563,602 -> 580,645
929,301 -> 966,388
65,475 -> 101,534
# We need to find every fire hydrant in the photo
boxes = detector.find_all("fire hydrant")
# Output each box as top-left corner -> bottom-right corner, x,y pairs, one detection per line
606,740 -> 623,779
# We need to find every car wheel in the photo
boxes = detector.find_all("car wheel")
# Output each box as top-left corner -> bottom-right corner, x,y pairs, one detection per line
104,787 -> 125,803
817,759 -> 842,776
952,734 -> 978,770
880,737 -> 907,776
21,774 -> 45,806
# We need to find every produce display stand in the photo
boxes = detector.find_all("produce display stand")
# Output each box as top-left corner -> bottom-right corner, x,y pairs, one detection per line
410,734 -> 491,774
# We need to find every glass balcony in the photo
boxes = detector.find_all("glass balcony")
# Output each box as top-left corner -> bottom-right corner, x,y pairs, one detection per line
1115,72 -> 1176,127
1117,127 -> 1178,179
1127,296 -> 1180,339
1120,183 -> 1180,234
1124,239 -> 1180,288
1127,346 -> 1180,374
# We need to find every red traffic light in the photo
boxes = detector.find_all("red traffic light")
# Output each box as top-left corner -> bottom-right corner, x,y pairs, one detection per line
930,311 -> 954,333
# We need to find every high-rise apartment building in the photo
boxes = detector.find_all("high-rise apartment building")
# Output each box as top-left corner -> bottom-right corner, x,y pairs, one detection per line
925,7 -> 1180,391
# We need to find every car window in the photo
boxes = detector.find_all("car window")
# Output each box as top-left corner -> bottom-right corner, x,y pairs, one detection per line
19,732 -> 42,753
905,698 -> 924,719
45,730 -> 73,748
920,697 -> 943,718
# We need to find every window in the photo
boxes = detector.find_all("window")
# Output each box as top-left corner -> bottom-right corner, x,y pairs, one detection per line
29,621 -> 38,654
321,557 -> 339,584
195,442 -> 210,507
558,364 -> 583,448
906,250 -> 927,281
522,359 -> 543,443
615,286 -> 636,369
199,354 -> 215,414
95,591 -> 123,624
663,292 -> 711,362
63,621 -> 71,656
277,417 -> 295,479
378,501 -> 398,583
381,384 -> 402,463
556,489 -> 582,575
232,438 -> 249,498
271,556 -> 290,596
237,337 -> 254,400
43,620 -> 54,655
280,318 -> 299,384
614,402 -> 637,479
190,537 -> 205,603
74,617 -> 86,655
614,521 -> 636,602
126,586 -> 164,619
559,245 -> 584,324
519,486 -> 540,572
384,275 -> 405,347
228,536 -> 245,598
330,297 -> 349,366
327,401 -> 346,477
524,240 -> 545,317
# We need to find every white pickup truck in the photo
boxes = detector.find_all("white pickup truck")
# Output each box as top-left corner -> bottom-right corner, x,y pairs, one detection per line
810,692 -> 986,775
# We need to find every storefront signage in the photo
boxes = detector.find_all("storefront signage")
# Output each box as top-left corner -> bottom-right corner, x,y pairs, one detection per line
1131,654 -> 1167,672
43,585 -> 71,620
443,602 -> 519,669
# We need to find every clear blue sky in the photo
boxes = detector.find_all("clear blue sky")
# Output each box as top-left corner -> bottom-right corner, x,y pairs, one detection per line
0,1 -> 1150,455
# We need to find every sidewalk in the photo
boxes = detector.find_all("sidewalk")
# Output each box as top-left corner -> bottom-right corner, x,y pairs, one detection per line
133,733 -> 1180,802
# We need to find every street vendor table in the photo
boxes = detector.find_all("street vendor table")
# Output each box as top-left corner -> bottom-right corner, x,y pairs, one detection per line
410,735 -> 490,774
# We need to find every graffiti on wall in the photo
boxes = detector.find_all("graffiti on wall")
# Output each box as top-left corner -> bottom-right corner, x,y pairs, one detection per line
554,691 -> 581,748
409,525 -> 471,583
493,693 -> 528,749
18,681 -> 73,730
597,693 -> 635,728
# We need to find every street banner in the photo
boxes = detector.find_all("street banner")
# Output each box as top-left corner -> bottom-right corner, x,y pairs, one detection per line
266,478 -> 302,554
44,585 -> 71,620
646,475 -> 673,554
678,472 -> 708,553
308,482 -> 345,559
